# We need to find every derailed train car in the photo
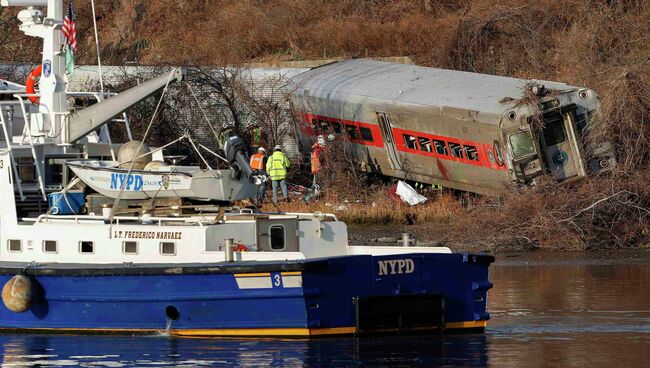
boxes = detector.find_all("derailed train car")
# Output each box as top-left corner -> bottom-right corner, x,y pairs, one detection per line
287,59 -> 616,195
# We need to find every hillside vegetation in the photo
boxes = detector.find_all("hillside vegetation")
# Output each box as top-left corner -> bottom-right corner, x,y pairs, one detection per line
1,0 -> 649,251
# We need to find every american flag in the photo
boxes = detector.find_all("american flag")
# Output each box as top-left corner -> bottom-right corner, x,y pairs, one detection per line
62,0 -> 77,52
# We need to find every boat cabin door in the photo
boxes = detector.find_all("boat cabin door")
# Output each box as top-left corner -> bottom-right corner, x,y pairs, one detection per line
540,108 -> 586,181
256,218 -> 299,252
376,112 -> 402,170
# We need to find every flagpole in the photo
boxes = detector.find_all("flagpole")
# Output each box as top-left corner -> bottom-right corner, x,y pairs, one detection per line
90,0 -> 104,95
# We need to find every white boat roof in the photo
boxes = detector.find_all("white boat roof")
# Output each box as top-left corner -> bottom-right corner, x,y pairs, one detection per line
289,59 -> 581,116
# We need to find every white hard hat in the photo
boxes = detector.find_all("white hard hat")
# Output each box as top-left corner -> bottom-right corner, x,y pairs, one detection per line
274,145 -> 282,151
258,147 -> 266,152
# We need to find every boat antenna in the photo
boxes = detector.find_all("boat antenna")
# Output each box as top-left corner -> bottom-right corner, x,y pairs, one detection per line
108,68 -> 178,233
90,0 -> 104,94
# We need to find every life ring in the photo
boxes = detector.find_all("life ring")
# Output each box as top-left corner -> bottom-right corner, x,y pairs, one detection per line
233,244 -> 250,252
25,65 -> 42,105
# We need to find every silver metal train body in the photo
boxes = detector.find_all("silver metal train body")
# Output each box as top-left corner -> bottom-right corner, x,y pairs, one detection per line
288,60 -> 615,195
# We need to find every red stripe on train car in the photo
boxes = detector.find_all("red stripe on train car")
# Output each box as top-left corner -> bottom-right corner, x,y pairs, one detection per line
392,127 -> 506,170
296,112 -> 506,171
301,113 -> 384,148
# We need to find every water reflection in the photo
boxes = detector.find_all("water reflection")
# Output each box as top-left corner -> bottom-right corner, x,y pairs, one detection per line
488,250 -> 650,367
0,333 -> 489,367
0,251 -> 648,367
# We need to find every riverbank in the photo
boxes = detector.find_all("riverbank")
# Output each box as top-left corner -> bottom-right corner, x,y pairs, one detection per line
269,170 -> 650,253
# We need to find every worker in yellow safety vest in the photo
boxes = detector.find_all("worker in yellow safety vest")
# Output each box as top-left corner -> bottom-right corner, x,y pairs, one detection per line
266,145 -> 291,205
249,147 -> 268,205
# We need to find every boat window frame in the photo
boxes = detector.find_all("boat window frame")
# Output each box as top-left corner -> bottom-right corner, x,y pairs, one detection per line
160,241 -> 176,256
79,241 -> 95,254
7,239 -> 22,253
43,240 -> 58,253
269,224 -> 286,251
123,241 -> 139,255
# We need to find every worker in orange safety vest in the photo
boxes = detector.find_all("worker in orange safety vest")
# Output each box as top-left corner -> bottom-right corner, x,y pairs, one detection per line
310,135 -> 327,185
249,147 -> 268,205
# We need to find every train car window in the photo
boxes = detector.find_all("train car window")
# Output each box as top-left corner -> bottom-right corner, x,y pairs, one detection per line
464,145 -> 479,161
346,124 -> 360,139
310,119 -> 320,133
542,115 -> 566,146
449,142 -> 463,158
418,137 -> 432,152
403,134 -> 417,150
433,140 -> 448,155
509,132 -> 536,158
332,122 -> 343,134
360,127 -> 374,141
319,120 -> 331,133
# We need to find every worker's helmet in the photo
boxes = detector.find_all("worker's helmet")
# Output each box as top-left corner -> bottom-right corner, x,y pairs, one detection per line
317,135 -> 326,146
274,145 -> 282,151
258,147 -> 266,153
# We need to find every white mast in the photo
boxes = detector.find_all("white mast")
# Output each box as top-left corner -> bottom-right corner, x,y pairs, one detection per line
2,0 -> 68,143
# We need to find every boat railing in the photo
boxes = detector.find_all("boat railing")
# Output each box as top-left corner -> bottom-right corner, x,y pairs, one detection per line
26,213 -> 215,226
284,212 -> 339,221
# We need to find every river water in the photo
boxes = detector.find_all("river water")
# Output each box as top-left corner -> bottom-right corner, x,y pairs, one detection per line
0,250 -> 648,367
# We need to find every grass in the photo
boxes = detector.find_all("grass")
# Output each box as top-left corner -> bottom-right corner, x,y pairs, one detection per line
273,190 -> 462,225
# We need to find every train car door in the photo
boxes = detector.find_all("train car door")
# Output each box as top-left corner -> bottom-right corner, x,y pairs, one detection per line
539,107 -> 586,181
376,112 -> 402,170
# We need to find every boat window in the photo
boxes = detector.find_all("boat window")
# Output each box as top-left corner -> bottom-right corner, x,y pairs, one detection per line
418,137 -> 432,152
509,131 -> 537,158
17,157 -> 36,183
360,127 -> 374,142
80,241 -> 94,254
160,242 -> 176,255
403,134 -> 417,150
43,240 -> 57,253
449,142 -> 463,158
433,140 -> 448,155
464,145 -> 479,161
269,225 -> 285,250
346,124 -> 360,140
7,240 -> 21,252
123,241 -> 138,255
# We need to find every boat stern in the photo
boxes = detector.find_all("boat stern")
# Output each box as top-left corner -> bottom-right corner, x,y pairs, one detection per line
301,252 -> 494,334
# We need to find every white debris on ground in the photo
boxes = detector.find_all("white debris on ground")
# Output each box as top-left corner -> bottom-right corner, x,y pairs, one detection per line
395,181 -> 428,206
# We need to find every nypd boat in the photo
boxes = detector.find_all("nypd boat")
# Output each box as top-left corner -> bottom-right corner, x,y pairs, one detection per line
66,159 -> 258,201
0,0 -> 493,337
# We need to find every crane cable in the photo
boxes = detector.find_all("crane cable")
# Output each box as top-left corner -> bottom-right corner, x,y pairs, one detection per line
108,68 -> 178,234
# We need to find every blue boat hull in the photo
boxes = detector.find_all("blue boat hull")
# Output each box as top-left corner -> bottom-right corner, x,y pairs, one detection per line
0,253 -> 493,336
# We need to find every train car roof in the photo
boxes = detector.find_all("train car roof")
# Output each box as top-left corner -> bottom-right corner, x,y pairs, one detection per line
289,59 -> 580,118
